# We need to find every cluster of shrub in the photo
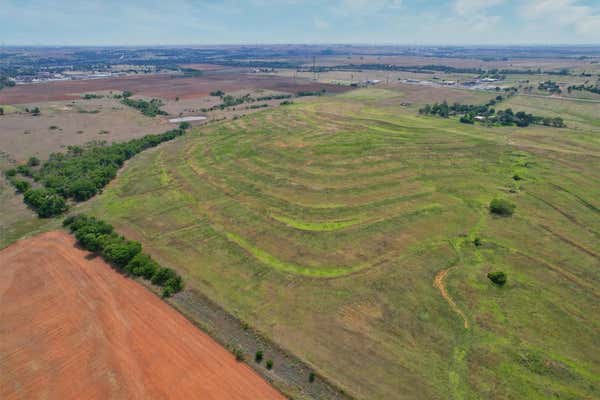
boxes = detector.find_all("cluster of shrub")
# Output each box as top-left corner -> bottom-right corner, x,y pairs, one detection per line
489,198 -> 516,216
204,90 -> 303,112
121,97 -> 167,117
538,80 -> 561,94
247,103 -> 268,109
419,101 -> 565,128
567,84 -> 600,95
203,92 -> 292,112
6,126 -> 189,217
296,89 -> 326,97
255,94 -> 292,101
24,106 -> 41,116
0,75 -> 15,90
63,214 -> 184,297
82,93 -> 104,99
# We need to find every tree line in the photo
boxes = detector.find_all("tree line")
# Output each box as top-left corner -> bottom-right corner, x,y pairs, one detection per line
202,91 -> 294,112
63,214 -> 184,297
121,97 -> 167,117
419,100 -> 565,128
567,84 -> 600,95
302,64 -> 578,76
5,125 -> 190,218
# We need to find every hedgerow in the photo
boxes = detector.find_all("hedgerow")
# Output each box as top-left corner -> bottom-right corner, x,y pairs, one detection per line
64,214 -> 184,297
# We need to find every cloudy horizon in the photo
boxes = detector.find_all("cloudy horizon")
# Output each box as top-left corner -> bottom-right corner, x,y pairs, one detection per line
2,0 -> 599,46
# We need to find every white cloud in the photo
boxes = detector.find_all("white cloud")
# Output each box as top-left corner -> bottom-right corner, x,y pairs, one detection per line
521,0 -> 600,35
335,0 -> 403,16
313,16 -> 330,29
454,0 -> 506,16
451,0 -> 506,34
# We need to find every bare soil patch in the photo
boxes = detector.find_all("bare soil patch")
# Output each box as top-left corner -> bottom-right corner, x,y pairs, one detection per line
0,98 -> 166,163
0,231 -> 285,400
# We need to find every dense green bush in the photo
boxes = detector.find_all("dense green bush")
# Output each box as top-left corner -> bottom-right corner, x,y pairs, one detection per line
266,360 -> 274,370
126,253 -> 159,279
64,214 -> 184,297
16,165 -> 32,177
255,350 -> 263,363
23,188 -> 68,217
65,215 -> 114,251
100,234 -> 142,268
151,266 -> 178,286
488,271 -> 507,286
27,156 -> 40,167
5,168 -> 17,177
489,198 -> 516,216
12,179 -> 31,193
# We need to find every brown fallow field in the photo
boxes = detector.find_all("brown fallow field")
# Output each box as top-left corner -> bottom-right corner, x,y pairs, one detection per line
0,231 -> 285,400
0,71 -> 351,104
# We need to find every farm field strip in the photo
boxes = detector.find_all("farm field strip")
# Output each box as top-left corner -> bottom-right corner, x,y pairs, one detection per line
82,89 -> 600,399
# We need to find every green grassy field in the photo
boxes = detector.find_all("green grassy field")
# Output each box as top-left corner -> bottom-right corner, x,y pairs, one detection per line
78,88 -> 600,399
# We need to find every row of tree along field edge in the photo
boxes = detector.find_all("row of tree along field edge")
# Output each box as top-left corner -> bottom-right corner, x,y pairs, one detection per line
4,123 -> 190,218
63,214 -> 184,297
419,100 -> 565,128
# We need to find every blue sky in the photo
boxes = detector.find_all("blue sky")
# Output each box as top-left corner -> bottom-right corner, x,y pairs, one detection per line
2,0 -> 600,45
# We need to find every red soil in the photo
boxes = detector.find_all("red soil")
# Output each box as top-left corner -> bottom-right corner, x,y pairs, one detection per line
0,231 -> 285,400
0,72 -> 351,104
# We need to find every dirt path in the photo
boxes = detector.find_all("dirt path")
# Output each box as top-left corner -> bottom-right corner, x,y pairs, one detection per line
0,231 -> 285,400
434,268 -> 469,329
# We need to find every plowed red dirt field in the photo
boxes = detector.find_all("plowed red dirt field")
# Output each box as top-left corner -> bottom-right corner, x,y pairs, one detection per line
0,231 -> 285,400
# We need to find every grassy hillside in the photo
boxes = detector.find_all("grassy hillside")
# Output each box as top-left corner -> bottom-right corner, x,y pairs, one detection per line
84,88 -> 600,399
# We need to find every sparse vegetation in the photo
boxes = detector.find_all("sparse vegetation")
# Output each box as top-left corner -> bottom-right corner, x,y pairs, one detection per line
230,345 -> 244,361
